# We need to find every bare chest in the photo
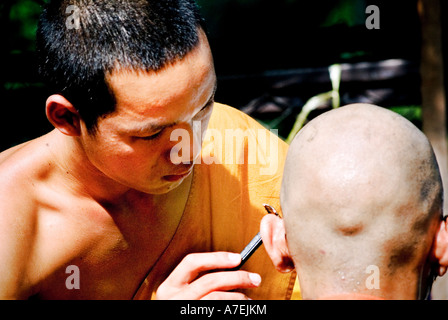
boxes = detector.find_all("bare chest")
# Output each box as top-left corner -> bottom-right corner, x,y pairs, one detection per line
33,195 -> 185,299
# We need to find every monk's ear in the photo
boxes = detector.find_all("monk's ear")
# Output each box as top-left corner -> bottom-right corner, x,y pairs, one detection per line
46,94 -> 81,136
431,218 -> 448,276
260,214 -> 294,273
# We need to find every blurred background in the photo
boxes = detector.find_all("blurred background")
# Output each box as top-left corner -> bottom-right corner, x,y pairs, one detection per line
1,0 -> 442,146
0,0 -> 447,298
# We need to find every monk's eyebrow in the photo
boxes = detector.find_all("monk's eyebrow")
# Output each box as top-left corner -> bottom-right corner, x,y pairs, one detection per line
129,81 -> 217,135
131,121 -> 176,135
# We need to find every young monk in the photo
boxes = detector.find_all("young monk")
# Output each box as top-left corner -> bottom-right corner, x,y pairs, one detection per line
0,0 -> 296,299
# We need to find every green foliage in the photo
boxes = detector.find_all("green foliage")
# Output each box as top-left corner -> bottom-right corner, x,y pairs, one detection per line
1,0 -> 425,149
321,0 -> 367,27
285,64 -> 342,144
390,105 -> 422,125
6,0 -> 43,52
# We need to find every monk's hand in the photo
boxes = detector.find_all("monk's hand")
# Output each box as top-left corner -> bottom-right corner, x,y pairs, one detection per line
155,252 -> 261,300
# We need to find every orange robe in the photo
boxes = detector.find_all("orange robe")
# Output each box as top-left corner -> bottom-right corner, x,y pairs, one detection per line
133,103 -> 299,300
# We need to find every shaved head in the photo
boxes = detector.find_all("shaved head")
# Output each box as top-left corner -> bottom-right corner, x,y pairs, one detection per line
281,104 -> 443,299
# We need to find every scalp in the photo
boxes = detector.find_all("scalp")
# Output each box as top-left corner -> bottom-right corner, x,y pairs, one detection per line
281,104 -> 442,285
282,104 -> 439,223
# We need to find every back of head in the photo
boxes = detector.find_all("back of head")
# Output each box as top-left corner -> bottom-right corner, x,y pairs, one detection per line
37,0 -> 204,131
282,104 -> 443,299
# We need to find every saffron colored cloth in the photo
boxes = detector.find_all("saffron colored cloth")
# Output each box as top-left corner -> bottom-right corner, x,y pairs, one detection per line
317,294 -> 385,300
133,103 -> 299,300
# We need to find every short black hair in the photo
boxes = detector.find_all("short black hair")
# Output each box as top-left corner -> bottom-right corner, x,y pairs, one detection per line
37,0 -> 205,132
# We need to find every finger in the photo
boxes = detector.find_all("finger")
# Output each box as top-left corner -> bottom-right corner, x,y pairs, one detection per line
201,291 -> 251,300
165,252 -> 242,287
184,271 -> 261,300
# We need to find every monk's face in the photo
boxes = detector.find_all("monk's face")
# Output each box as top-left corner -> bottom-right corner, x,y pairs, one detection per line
79,31 -> 217,195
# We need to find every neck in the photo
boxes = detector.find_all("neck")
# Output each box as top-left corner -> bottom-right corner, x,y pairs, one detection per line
46,130 -> 143,204
298,269 -> 422,300
43,130 -> 193,238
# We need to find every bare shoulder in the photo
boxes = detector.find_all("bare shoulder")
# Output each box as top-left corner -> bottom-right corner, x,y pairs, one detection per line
0,135 -> 51,196
0,136 -> 49,213
0,141 -> 31,165
0,135 -> 52,299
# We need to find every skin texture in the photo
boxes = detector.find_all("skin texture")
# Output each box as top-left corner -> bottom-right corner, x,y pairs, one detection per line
0,31 -> 259,300
261,104 -> 448,300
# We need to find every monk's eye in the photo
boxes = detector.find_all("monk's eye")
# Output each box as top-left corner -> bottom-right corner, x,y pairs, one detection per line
138,130 -> 163,141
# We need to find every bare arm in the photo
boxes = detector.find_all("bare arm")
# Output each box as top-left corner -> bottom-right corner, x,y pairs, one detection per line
0,180 -> 38,299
